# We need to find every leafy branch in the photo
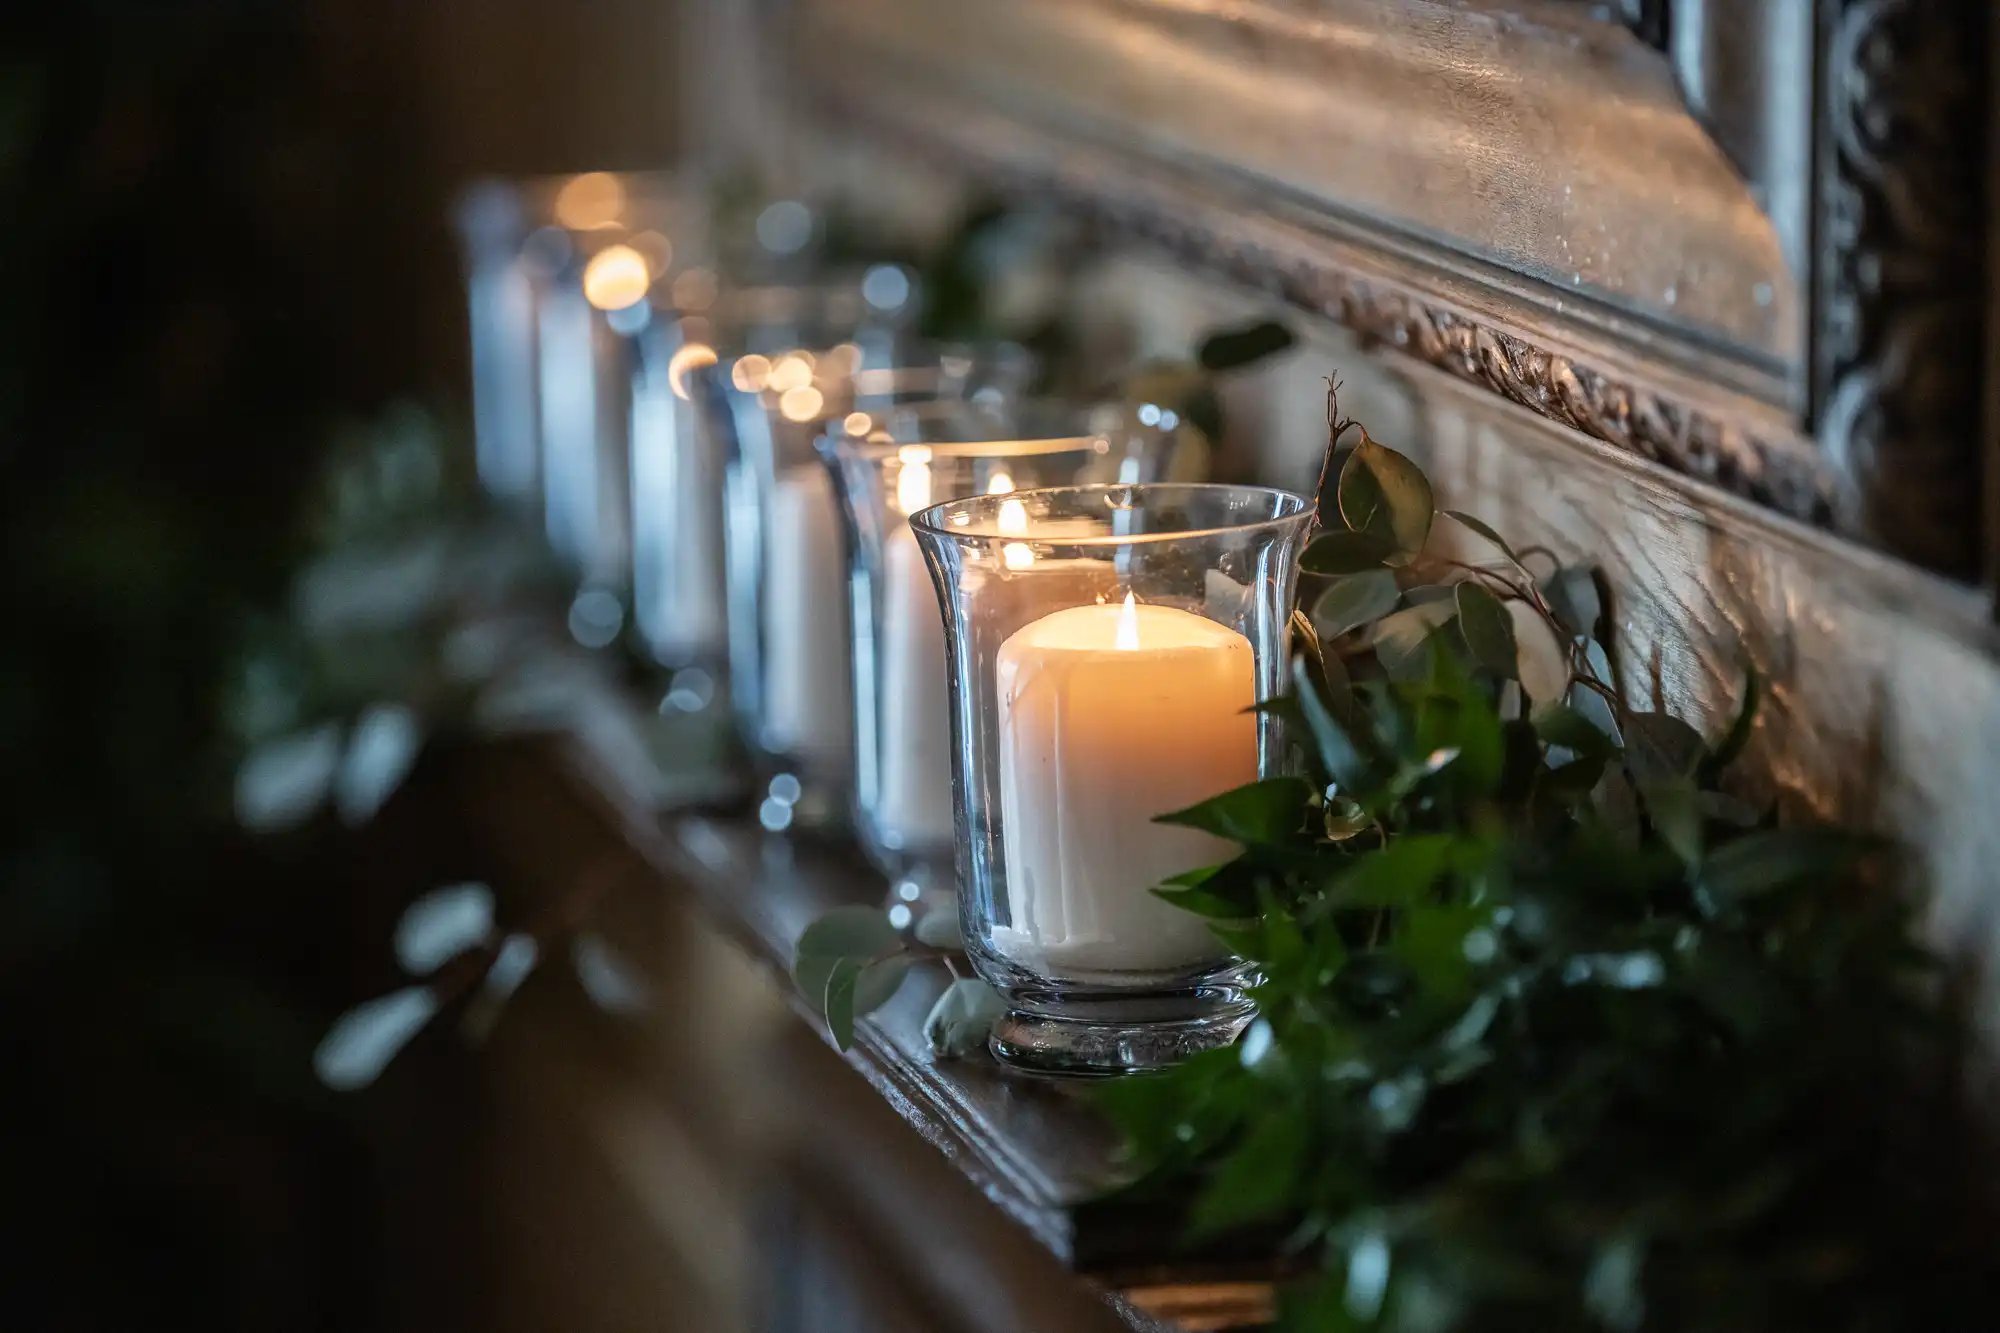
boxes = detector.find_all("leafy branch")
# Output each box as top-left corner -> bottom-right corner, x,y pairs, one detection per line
1098,378 -> 1990,1333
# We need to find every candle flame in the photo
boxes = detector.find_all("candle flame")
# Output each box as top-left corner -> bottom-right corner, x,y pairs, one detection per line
1115,591 -> 1140,651
997,498 -> 1028,535
666,343 -> 717,400
768,352 -> 815,393
778,385 -> 824,422
731,354 -> 771,392
986,470 -> 1015,495
581,244 -> 651,310
895,445 -> 933,514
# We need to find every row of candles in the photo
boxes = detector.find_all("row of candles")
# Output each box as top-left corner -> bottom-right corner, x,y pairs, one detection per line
459,174 -> 1313,1074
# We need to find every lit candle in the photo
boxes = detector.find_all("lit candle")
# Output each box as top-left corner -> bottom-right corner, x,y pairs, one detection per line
992,593 -> 1256,976
875,522 -> 955,846
761,464 -> 852,760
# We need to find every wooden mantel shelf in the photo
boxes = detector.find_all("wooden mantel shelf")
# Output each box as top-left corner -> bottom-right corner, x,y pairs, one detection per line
526,708 -> 1279,1332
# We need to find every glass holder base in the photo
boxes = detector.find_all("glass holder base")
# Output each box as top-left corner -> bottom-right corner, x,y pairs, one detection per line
986,1002 -> 1254,1078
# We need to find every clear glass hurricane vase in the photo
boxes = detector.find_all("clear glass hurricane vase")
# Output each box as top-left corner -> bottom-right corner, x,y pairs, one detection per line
820,404 -> 1178,915
910,483 -> 1312,1075
719,341 -> 1034,833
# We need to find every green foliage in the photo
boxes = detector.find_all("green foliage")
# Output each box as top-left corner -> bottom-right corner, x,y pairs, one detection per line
1104,389 -> 1989,1332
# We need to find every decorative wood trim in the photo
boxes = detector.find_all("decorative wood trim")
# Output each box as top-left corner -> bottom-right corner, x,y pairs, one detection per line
813,75 -> 1840,530
1813,0 -> 1992,577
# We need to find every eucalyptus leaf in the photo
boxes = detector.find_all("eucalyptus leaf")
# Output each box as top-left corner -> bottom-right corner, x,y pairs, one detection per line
1641,779 -> 1703,865
1534,705 -> 1621,761
1625,712 -> 1706,787
1313,570 -> 1402,642
1443,509 -> 1520,563
1453,582 -> 1517,677
1543,566 -> 1604,641
913,909 -> 964,949
1339,436 -> 1434,558
924,978 -> 1005,1057
1507,599 -> 1570,710
795,905 -> 904,965
1303,529 -> 1397,575
823,957 -> 864,1051
1373,602 -> 1457,681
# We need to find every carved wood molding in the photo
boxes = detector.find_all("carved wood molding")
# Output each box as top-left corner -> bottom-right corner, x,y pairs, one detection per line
1813,0 -> 1990,577
814,76 -> 1840,530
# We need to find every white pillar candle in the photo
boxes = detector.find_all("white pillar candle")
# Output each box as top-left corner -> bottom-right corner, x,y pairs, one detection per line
874,523 -> 956,847
630,367 -> 725,663
761,464 -> 852,760
992,594 -> 1257,977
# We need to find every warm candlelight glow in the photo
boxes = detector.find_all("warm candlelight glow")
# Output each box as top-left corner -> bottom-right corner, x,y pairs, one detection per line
581,244 -> 650,310
554,172 -> 625,230
667,343 -> 718,400
987,470 -> 1015,494
732,354 -> 772,392
779,385 -> 824,422
1114,590 -> 1140,651
671,267 -> 718,312
844,411 -> 873,436
998,495 -> 1033,569
993,600 -> 1256,974
768,352 -> 815,393
895,446 -> 933,514
628,229 -> 673,275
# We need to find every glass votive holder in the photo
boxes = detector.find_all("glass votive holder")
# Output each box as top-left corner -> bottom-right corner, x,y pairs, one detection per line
819,404 -> 1178,914
628,317 -> 729,683
720,343 -> 1030,834
910,483 -> 1313,1075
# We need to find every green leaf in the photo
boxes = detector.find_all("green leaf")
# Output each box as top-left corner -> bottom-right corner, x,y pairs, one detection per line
1302,529 -> 1397,575
1508,601 -> 1571,709
1296,655 -> 1373,792
1625,712 -> 1706,787
1534,704 -> 1621,760
1453,582 -> 1517,677
1543,566 -> 1604,640
823,957 -> 863,1050
1392,902 -> 1492,1007
796,905 -> 904,964
1700,829 -> 1878,908
1339,436 -> 1434,559
1158,775 -> 1313,846
924,977 -> 1005,1057
1197,319 -> 1297,371
1324,834 -> 1457,910
855,955 -> 914,1015
793,906 -> 906,1016
913,909 -> 963,949
1700,663 -> 1762,782
1374,602 -> 1457,681
1443,509 -> 1520,563
1188,1111 -> 1308,1237
1312,570 -> 1401,641
1641,779 -> 1703,865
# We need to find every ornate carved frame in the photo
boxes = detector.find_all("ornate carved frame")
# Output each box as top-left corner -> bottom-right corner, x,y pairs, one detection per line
794,0 -> 1994,583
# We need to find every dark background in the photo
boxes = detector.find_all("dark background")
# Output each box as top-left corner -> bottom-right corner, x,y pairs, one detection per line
1,4 -> 682,1328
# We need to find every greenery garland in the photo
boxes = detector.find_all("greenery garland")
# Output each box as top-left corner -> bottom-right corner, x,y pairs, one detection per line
1092,385 -> 1993,1331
